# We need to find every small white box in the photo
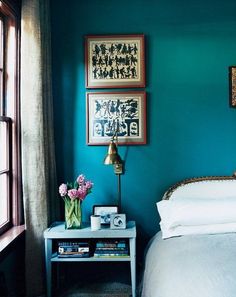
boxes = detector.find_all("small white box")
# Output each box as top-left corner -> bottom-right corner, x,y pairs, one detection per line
90,215 -> 101,231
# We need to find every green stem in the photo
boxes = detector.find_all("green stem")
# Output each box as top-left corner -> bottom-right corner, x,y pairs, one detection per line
68,200 -> 75,218
65,198 -> 82,228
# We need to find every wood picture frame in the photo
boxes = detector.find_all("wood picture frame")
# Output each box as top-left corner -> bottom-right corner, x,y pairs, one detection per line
229,66 -> 236,107
93,205 -> 119,225
85,34 -> 145,88
86,91 -> 146,145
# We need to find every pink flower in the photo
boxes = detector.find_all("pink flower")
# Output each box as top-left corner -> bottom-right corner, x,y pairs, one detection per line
77,174 -> 85,185
85,181 -> 93,190
59,173 -> 93,201
68,189 -> 79,200
77,186 -> 87,200
59,183 -> 67,196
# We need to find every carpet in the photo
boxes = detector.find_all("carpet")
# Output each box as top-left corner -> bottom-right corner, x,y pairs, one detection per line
58,282 -> 132,297
61,293 -> 130,297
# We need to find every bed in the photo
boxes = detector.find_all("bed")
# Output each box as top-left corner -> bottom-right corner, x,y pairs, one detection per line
141,175 -> 236,297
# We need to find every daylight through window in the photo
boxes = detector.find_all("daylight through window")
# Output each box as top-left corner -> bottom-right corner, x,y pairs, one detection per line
0,1 -> 21,235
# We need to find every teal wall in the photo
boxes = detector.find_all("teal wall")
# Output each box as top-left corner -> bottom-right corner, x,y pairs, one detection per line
0,236 -> 25,296
50,0 -> 236,243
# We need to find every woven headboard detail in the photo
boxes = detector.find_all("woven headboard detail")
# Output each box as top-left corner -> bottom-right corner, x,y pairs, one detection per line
163,174 -> 236,200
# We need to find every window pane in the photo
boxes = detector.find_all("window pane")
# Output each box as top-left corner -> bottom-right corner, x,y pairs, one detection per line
0,1 -> 21,232
6,22 -> 16,118
0,71 -> 2,115
0,173 -> 9,226
0,17 -> 3,69
0,17 -> 3,115
0,121 -> 7,171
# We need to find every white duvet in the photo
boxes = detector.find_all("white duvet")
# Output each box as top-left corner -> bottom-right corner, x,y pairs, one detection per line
141,231 -> 236,297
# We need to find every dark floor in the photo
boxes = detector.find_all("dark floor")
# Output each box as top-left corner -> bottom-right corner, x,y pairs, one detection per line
53,262 -> 142,297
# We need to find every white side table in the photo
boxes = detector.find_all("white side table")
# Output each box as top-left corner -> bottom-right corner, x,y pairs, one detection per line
44,221 -> 136,297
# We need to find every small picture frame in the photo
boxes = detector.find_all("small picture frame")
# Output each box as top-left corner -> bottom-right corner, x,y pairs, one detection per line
93,205 -> 119,225
86,91 -> 146,145
110,213 -> 126,229
229,66 -> 236,107
85,34 -> 145,88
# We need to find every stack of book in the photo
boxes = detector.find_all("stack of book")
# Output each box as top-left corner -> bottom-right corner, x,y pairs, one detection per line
93,240 -> 129,258
58,241 -> 90,258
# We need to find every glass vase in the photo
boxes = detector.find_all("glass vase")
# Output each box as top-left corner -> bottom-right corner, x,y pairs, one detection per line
64,198 -> 82,229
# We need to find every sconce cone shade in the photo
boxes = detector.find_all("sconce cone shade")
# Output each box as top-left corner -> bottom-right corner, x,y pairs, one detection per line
104,140 -> 122,165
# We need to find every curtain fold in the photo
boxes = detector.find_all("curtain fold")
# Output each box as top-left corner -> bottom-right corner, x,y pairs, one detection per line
21,0 -> 59,296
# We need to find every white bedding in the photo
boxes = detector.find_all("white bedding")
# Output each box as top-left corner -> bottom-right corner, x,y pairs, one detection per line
157,198 -> 236,239
141,231 -> 236,297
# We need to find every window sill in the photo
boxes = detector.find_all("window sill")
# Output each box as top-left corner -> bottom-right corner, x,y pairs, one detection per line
0,225 -> 25,254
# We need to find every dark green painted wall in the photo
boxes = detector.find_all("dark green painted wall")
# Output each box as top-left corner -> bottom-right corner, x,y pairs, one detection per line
50,0 -> 236,243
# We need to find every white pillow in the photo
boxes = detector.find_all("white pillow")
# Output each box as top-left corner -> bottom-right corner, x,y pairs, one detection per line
157,198 -> 236,239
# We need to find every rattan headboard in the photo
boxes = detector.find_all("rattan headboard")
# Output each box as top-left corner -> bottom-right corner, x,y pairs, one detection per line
163,174 -> 236,200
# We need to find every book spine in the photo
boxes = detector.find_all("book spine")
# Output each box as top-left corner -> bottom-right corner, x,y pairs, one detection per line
58,242 -> 89,247
96,240 -> 126,245
58,247 -> 89,253
96,247 -> 127,251
96,243 -> 127,248
58,252 -> 90,258
93,254 -> 129,258
94,250 -> 128,255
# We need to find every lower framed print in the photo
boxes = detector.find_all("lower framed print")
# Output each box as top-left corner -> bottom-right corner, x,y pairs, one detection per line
86,91 -> 146,145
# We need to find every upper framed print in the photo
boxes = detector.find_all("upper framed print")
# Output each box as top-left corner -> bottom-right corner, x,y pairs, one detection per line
229,66 -> 236,107
85,34 -> 145,88
86,91 -> 146,145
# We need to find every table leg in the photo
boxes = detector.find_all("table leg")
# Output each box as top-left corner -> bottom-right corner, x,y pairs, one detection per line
45,238 -> 52,297
130,237 -> 136,297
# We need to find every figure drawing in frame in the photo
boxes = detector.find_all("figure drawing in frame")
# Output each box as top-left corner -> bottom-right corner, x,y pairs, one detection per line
92,41 -> 138,80
86,35 -> 145,88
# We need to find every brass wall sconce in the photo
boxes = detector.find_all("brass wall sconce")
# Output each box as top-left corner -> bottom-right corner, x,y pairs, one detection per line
104,131 -> 124,210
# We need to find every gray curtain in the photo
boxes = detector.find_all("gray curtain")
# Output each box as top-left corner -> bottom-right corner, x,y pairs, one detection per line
21,0 -> 59,296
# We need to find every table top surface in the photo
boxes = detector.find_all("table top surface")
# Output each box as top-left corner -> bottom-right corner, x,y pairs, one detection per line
44,221 -> 136,239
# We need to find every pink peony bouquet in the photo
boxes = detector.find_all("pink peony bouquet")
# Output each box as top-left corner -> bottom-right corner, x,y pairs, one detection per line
59,174 -> 93,201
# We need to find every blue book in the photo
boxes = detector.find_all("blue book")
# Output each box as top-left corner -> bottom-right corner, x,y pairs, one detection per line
94,249 -> 129,255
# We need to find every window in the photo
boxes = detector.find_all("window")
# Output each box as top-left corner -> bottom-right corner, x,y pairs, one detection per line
0,0 -> 21,236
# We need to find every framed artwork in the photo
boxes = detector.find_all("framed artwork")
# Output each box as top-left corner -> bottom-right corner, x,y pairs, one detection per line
229,66 -> 236,107
93,205 -> 119,225
86,91 -> 146,145
85,34 -> 145,88
110,213 -> 126,229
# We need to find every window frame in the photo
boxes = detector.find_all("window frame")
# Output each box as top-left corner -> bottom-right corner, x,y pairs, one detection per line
0,116 -> 12,233
0,0 -> 22,236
